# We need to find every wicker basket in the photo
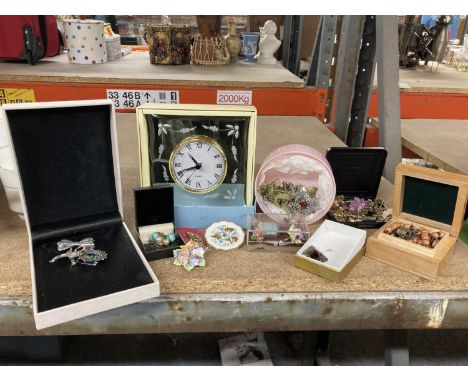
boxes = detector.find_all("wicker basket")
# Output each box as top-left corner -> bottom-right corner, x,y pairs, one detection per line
191,35 -> 229,67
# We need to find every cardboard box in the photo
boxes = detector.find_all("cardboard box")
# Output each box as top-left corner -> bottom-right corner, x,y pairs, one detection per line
294,220 -> 366,282
366,163 -> 468,280
2,100 -> 160,330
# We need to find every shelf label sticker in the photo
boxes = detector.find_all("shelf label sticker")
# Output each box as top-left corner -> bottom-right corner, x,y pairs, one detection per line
106,89 -> 179,109
0,88 -> 35,105
217,90 -> 252,105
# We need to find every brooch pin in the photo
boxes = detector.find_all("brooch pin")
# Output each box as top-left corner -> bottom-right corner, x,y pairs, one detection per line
259,180 -> 319,217
301,245 -> 329,263
176,228 -> 206,246
329,195 -> 392,224
205,221 -> 245,251
173,241 -> 207,271
57,238 -> 95,251
49,237 -> 108,266
149,232 -> 177,247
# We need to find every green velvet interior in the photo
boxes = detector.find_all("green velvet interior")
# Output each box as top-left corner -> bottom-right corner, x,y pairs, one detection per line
402,176 -> 458,225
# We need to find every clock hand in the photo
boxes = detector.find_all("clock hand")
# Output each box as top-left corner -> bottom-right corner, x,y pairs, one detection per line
187,168 -> 198,182
180,165 -> 198,172
189,154 -> 202,168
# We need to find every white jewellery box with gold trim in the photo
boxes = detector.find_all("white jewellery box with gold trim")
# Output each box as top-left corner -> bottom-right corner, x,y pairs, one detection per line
2,100 -> 160,330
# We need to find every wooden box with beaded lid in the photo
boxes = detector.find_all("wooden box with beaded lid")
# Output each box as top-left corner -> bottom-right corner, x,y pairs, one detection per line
366,163 -> 468,280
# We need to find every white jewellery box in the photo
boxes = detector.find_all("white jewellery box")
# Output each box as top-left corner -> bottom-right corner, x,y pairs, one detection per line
294,220 -> 366,282
2,100 -> 160,330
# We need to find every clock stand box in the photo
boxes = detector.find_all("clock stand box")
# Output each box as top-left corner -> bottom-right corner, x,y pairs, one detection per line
293,220 -> 366,282
366,163 -> 468,280
136,104 -> 257,228
326,147 -> 389,229
1,100 -> 160,330
134,185 -> 185,261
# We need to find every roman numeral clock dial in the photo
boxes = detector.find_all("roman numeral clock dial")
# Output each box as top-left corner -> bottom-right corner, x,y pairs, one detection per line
169,136 -> 228,193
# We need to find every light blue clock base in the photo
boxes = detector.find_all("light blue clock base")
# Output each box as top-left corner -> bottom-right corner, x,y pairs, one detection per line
154,183 -> 254,228
174,204 -> 255,229
171,184 -> 247,206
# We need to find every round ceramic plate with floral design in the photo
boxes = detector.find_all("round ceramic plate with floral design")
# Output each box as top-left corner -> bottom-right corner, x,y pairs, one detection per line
205,221 -> 245,251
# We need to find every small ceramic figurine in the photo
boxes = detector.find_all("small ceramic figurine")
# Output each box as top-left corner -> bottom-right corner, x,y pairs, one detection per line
255,20 -> 281,65
241,32 -> 260,63
225,21 -> 241,62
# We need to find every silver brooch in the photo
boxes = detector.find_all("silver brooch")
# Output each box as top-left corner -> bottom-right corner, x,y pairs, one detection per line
49,238 -> 108,266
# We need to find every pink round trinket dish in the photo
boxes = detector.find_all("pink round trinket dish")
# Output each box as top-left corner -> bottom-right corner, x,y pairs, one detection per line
255,144 -> 336,224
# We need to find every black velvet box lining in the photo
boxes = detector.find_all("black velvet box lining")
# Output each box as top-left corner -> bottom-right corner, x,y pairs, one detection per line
134,185 -> 174,227
35,224 -> 154,312
6,105 -> 154,312
6,105 -> 119,230
326,147 -> 388,199
134,185 -> 184,261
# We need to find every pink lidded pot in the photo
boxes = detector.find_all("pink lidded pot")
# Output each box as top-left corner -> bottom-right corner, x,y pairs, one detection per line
255,144 -> 336,224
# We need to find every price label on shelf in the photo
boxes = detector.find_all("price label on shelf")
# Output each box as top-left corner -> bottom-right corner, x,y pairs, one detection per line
0,88 -> 35,105
216,90 -> 252,105
106,89 -> 179,110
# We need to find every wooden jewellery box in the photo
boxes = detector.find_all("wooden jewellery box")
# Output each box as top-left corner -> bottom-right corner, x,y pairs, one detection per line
366,163 -> 468,280
2,100 -> 160,330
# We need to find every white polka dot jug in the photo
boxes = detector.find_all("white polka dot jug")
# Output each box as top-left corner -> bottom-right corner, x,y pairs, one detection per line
63,19 -> 108,64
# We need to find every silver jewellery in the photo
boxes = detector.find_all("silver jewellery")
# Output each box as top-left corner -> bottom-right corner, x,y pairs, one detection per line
258,180 -> 319,217
49,237 -> 108,266
57,238 -> 95,252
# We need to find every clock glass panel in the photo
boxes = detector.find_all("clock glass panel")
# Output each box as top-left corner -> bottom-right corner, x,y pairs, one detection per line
146,114 -> 250,206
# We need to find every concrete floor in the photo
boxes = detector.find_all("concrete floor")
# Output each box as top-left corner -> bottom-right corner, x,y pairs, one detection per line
1,330 -> 468,365
0,332 -> 316,366
329,329 -> 468,366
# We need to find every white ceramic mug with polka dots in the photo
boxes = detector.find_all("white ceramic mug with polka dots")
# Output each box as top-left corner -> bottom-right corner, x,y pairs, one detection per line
63,19 -> 108,64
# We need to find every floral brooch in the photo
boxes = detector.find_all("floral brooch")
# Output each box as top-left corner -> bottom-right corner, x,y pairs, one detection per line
173,241 -> 207,271
205,221 -> 245,251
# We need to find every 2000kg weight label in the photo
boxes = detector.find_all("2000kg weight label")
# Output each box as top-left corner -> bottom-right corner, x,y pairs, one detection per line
106,89 -> 179,109
216,90 -> 252,105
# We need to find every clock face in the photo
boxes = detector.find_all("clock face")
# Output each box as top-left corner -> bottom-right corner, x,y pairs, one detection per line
169,136 -> 228,193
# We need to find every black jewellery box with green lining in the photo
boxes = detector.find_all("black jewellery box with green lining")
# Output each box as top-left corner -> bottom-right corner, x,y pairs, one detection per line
1,100 -> 160,330
134,185 -> 184,261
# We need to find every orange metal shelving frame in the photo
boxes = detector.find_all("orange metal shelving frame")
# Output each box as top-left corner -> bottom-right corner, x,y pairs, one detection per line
364,91 -> 468,146
1,79 -> 468,148
0,80 -> 328,119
